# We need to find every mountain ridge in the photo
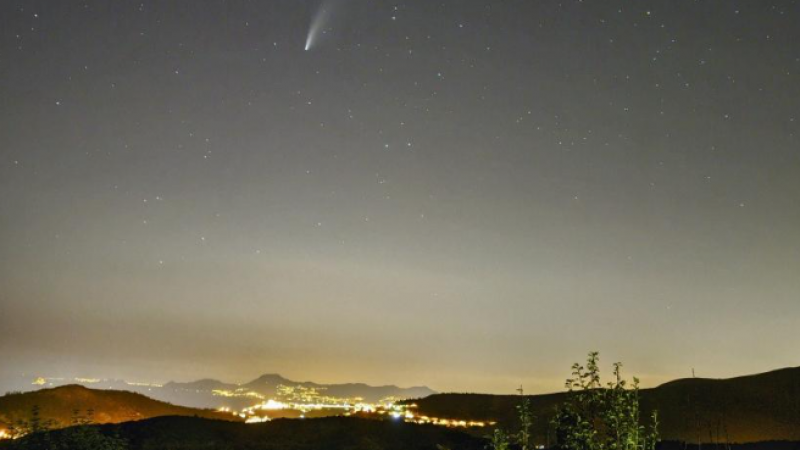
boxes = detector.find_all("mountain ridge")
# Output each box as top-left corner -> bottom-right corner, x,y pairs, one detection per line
655,365 -> 800,388
404,365 -> 800,443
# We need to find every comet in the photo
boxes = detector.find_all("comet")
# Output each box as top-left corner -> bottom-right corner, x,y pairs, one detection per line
305,2 -> 334,51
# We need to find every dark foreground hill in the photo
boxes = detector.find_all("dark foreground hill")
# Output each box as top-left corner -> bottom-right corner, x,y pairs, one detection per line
0,415 -> 487,450
406,366 -> 800,444
0,385 -> 237,432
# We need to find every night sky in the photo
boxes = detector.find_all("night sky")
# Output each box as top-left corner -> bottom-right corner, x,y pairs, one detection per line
1,0 -> 799,394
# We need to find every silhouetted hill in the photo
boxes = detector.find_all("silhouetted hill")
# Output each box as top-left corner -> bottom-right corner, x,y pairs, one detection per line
406,367 -> 800,444
0,415 -> 487,450
0,385 -> 237,432
242,373 -> 294,388
163,378 -> 236,392
642,367 -> 800,443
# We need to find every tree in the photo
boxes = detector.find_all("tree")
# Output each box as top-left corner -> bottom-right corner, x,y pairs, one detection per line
517,387 -> 534,450
488,428 -> 511,450
53,425 -> 129,450
55,408 -> 128,450
9,405 -> 54,450
6,407 -> 128,450
487,387 -> 534,450
551,352 -> 659,450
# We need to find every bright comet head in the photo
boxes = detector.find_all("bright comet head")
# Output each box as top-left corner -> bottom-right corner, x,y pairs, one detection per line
304,2 -> 333,51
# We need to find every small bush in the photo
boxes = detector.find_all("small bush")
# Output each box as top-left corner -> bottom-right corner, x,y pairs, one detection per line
551,352 -> 659,450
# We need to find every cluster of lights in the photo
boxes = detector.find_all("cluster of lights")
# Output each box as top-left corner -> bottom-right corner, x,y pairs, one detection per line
29,376 -> 162,389
277,385 -> 356,405
212,389 -> 265,399
259,399 -> 289,410
125,381 -> 163,388
74,378 -> 101,384
32,376 -> 99,386
214,384 -> 403,424
211,384 -> 358,405
225,397 -> 492,431
32,377 -> 56,386
244,416 -> 270,424
0,428 -> 28,441
411,415 -> 491,428
361,403 -> 493,428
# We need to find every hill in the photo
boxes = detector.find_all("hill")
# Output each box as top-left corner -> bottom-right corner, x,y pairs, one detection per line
0,415 -> 487,450
405,367 -> 800,444
0,385 -> 238,433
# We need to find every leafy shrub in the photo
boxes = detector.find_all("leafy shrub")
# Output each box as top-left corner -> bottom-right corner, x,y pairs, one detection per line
551,352 -> 659,450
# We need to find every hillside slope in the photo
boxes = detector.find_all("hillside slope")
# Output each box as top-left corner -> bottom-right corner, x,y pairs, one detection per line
0,385 -> 237,432
408,367 -> 800,443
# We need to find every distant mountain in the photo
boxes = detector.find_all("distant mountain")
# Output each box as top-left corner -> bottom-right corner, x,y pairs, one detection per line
133,373 -> 434,410
163,378 -> 236,392
241,373 -> 293,388
0,385 -> 238,433
0,415 -> 487,450
405,366 -> 800,444
232,373 -> 435,404
5,373 -> 436,411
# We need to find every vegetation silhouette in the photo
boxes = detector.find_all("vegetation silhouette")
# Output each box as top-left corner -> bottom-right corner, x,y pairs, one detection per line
488,353 -> 659,450
3,406 -> 127,450
550,352 -> 659,450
